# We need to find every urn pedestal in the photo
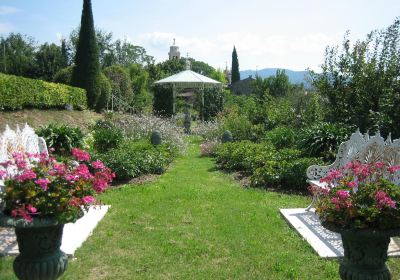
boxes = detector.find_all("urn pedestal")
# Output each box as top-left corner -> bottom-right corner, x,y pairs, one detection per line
0,214 -> 68,280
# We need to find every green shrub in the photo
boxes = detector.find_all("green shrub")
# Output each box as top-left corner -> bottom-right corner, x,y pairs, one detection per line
53,66 -> 74,85
298,122 -> 354,162
0,73 -> 87,110
222,113 -> 253,141
94,140 -> 174,180
94,73 -> 112,112
92,120 -> 123,153
215,141 -> 275,173
37,124 -> 84,156
251,156 -> 322,191
215,141 -> 322,191
264,126 -> 296,149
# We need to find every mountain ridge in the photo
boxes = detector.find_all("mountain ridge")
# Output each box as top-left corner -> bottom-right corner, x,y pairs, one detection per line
240,68 -> 311,87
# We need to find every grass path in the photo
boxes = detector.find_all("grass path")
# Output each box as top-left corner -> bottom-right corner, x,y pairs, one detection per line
2,138 -> 400,279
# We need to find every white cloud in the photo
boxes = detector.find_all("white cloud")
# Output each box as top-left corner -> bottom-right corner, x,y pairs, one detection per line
136,31 -> 342,71
0,22 -> 14,34
0,6 -> 20,15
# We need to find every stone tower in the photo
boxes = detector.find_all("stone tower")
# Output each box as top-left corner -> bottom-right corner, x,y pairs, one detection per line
168,38 -> 180,60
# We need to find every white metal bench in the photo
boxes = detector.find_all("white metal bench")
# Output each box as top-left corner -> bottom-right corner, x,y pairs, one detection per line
0,124 -> 48,198
306,129 -> 400,211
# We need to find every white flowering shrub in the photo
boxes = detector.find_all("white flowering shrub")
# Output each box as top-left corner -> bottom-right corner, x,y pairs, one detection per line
192,121 -> 223,141
111,114 -> 187,154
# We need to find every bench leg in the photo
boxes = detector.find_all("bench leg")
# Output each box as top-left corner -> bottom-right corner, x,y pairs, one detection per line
305,194 -> 318,211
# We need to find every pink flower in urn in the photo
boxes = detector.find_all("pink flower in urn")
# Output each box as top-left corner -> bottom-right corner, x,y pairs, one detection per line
74,164 -> 92,180
375,161 -> 385,169
26,204 -> 37,213
34,178 -> 50,191
91,160 -> 105,170
72,148 -> 91,162
375,191 -> 396,210
388,165 -> 400,174
0,170 -> 7,179
347,181 -> 358,188
337,190 -> 350,200
82,196 -> 95,204
16,169 -> 37,182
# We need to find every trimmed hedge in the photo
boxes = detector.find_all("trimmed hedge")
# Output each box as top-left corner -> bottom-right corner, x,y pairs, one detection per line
0,73 -> 87,110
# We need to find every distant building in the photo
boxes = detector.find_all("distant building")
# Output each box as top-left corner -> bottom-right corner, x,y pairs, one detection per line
168,38 -> 181,60
230,75 -> 256,95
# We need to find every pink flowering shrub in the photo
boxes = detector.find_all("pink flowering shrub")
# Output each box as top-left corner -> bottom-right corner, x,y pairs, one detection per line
0,149 -> 114,223
316,161 -> 400,229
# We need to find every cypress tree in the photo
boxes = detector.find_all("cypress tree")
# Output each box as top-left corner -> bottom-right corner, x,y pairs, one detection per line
231,46 -> 240,83
71,0 -> 100,110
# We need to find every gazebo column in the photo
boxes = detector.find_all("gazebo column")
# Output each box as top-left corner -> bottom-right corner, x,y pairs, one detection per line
201,86 -> 205,121
172,84 -> 176,115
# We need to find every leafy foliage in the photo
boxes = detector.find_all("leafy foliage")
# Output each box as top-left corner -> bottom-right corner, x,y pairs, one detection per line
0,73 -> 87,110
92,120 -> 123,153
264,126 -> 296,149
94,140 -> 174,180
298,122 -> 354,162
33,43 -> 64,81
36,123 -> 84,156
215,141 -> 322,191
311,18 -> 400,138
153,84 -> 174,117
0,33 -> 36,78
103,65 -> 133,106
202,88 -> 224,121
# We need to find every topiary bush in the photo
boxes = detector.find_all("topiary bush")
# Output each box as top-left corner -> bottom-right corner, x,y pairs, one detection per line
221,130 -> 233,143
92,120 -> 123,153
36,123 -> 84,156
151,130 -> 162,146
0,73 -> 87,110
94,140 -> 174,180
298,122 -> 354,162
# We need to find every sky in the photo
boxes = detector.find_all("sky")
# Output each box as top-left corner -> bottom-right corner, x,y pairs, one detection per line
0,0 -> 399,71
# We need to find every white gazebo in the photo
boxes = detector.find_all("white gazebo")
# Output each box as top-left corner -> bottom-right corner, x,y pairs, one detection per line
154,61 -> 222,119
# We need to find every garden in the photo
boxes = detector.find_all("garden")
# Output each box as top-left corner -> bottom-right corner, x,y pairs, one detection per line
0,0 -> 400,278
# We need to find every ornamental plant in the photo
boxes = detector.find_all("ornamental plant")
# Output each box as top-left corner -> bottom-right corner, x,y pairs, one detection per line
315,161 -> 400,230
0,148 -> 114,224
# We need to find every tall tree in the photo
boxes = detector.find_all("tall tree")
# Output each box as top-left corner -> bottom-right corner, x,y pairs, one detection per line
0,33 -> 36,78
231,46 -> 240,83
34,43 -> 64,81
71,0 -> 101,110
61,38 -> 69,68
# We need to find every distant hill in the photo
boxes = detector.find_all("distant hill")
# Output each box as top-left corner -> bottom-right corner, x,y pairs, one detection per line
240,68 -> 312,88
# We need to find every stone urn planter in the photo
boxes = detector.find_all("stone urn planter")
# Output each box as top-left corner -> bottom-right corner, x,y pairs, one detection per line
323,222 -> 400,280
0,213 -> 68,280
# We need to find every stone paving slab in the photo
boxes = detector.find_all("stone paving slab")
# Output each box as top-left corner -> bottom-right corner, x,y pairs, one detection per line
0,205 -> 109,257
280,208 -> 400,258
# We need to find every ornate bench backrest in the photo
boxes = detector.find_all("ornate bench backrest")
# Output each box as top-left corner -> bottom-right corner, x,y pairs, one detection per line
0,124 -> 48,188
307,130 -> 400,185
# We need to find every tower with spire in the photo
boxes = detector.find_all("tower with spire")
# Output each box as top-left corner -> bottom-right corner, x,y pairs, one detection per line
168,38 -> 181,60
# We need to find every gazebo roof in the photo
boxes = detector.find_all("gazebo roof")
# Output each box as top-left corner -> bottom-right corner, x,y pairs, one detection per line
154,70 -> 221,88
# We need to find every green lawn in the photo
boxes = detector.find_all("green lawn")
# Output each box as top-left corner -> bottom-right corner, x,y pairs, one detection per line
2,138 -> 400,279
